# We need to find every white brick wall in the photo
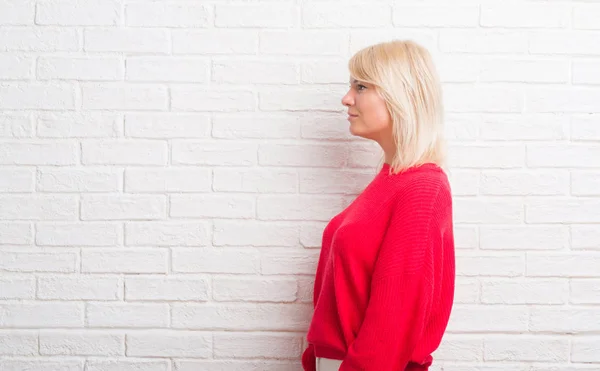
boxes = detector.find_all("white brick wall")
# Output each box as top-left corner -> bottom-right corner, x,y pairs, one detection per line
0,1 -> 598,370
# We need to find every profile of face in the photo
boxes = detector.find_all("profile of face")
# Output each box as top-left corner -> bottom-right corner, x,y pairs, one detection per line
341,79 -> 392,142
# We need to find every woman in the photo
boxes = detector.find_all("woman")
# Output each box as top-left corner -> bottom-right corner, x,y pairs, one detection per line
301,40 -> 455,371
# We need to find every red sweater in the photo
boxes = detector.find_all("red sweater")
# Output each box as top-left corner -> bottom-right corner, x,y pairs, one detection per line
302,162 -> 455,371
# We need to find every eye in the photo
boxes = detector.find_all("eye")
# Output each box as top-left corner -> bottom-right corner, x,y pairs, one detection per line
357,84 -> 367,91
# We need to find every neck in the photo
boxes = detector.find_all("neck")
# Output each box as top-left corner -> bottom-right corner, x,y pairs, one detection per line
376,137 -> 396,166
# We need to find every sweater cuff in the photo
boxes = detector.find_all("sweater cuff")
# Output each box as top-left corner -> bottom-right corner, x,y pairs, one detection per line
301,343 -> 317,371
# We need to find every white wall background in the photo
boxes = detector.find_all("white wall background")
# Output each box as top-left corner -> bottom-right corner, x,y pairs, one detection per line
0,0 -> 599,370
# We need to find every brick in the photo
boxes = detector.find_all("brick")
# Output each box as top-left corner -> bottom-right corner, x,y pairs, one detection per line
81,195 -> 166,221
82,248 -> 168,274
37,57 -> 123,81
447,170 -> 479,196
36,222 -> 121,247
0,195 -> 78,220
40,331 -> 124,355
440,30 -> 528,53
444,86 -> 524,113
572,337 -> 600,362
454,198 -> 523,224
347,142 -> 381,168
0,0 -> 34,24
213,113 -> 300,139
125,113 -> 210,138
446,305 -> 528,333
172,141 -> 258,166
170,195 -> 254,219
571,279 -> 600,304
172,303 -> 312,331
84,29 -> 169,53
449,145 -> 525,169
0,55 -> 32,79
213,168 -> 297,193
300,222 -> 326,248
0,142 -> 77,165
438,56 -> 479,83
171,87 -> 255,112
0,250 -> 76,273
431,336 -> 483,361
0,360 -> 83,371
173,30 -> 258,55
259,87 -> 341,111
444,114 -> 480,141
85,360 -> 168,371
301,112 -> 353,140
126,3 -> 210,27
214,220 -> 298,247
480,113 -> 568,140
456,254 -> 525,277
38,276 -> 122,300
454,226 -> 479,250
301,59 -> 347,84
174,360 -> 299,371
305,3 -> 390,28
217,3 -> 294,28
0,83 -> 75,109
127,331 -> 212,357
484,336 -> 568,362
261,250 -> 319,275
526,253 -> 600,277
37,113 -> 120,138
574,4 -> 600,30
526,88 -> 600,113
82,83 -> 168,111
0,28 -> 78,51
571,225 -> 600,250
259,143 -> 347,167
86,303 -> 168,328
300,168 -> 374,195
125,168 -> 211,193
297,277 -> 314,303
530,31 -> 600,56
530,307 -> 600,333
528,144 -> 600,168
36,0 -> 120,25
393,5 -> 478,27
126,57 -> 208,83
213,277 -> 297,302
126,276 -> 209,301
0,331 -> 37,355
573,60 -> 600,85
172,248 -> 260,274
125,222 -> 210,246
0,114 -> 33,137
213,59 -> 298,84
481,4 -> 568,28
482,279 -> 568,304
257,195 -> 346,221
82,140 -> 167,165
572,114 -> 600,141
350,30 -> 437,56
480,59 -> 568,83
37,168 -> 121,192
526,199 -> 600,223
481,170 -> 568,196
260,31 -> 347,55
0,168 -> 34,192
454,279 -> 480,304
480,226 -> 567,250
214,333 -> 302,359
0,277 -> 35,299
0,302 -> 83,327
572,171 -> 600,196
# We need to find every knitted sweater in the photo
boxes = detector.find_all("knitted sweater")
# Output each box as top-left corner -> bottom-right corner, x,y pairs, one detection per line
302,162 -> 455,371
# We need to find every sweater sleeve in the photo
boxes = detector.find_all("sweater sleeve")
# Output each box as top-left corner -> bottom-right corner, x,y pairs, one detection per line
339,181 -> 444,371
302,343 -> 317,371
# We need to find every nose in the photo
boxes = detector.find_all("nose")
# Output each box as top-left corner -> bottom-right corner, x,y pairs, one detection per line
341,89 -> 354,107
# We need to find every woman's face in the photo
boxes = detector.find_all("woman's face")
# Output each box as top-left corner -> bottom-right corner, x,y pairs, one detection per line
342,79 -> 392,141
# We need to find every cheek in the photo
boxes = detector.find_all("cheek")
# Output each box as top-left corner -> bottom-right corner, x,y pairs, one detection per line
362,96 -> 391,129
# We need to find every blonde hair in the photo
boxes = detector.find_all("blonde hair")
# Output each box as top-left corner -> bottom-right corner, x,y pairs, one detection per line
348,39 -> 446,174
